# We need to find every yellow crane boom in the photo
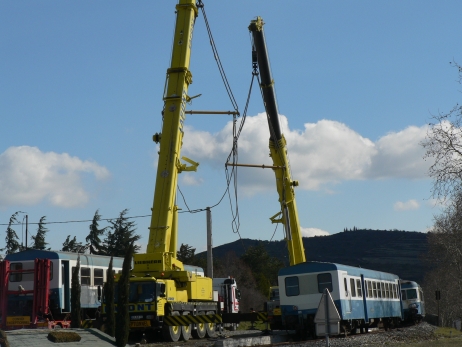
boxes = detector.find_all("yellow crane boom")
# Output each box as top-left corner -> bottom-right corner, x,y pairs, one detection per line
249,17 -> 306,266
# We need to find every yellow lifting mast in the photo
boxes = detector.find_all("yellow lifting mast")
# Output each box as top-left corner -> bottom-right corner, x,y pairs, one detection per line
126,0 -> 217,342
249,17 -> 306,266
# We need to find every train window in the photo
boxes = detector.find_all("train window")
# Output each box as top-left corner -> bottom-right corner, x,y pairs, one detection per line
356,279 -> 362,297
377,282 -> 382,298
372,282 -> 377,298
407,289 -> 418,300
367,281 -> 372,298
420,290 -> 424,302
317,273 -> 333,293
393,284 -> 397,299
10,263 -> 22,282
81,267 -> 91,285
285,276 -> 299,296
350,278 -> 356,297
381,282 -> 385,298
344,278 -> 348,296
385,283 -> 390,298
401,289 -> 407,300
94,268 -> 104,286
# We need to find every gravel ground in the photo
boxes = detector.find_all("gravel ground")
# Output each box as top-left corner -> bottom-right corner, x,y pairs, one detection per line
134,322 -> 439,347
302,322 -> 438,346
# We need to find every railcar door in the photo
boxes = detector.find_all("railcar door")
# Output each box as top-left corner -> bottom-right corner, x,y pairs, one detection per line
342,275 -> 352,313
61,261 -> 70,312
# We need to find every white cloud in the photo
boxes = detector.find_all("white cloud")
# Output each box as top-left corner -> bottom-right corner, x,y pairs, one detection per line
301,227 -> 330,237
181,173 -> 203,186
393,199 -> 420,211
366,125 -> 429,179
0,146 -> 110,208
182,113 -> 431,194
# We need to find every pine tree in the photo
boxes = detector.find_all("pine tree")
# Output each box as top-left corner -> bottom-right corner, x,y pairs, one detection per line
31,216 -> 49,250
86,209 -> 107,255
103,209 -> 141,257
70,255 -> 81,328
62,235 -> 84,253
115,242 -> 134,347
3,212 -> 22,254
177,243 -> 196,263
104,256 -> 115,337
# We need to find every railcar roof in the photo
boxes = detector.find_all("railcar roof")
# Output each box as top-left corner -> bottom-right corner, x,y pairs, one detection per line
401,280 -> 419,288
279,261 -> 399,280
5,249 -> 124,267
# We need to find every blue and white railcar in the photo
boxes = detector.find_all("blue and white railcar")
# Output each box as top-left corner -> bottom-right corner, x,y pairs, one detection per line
5,249 -> 123,319
278,262 -> 403,337
400,280 -> 425,323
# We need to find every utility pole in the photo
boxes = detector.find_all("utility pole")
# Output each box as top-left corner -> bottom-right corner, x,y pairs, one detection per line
206,207 -> 213,278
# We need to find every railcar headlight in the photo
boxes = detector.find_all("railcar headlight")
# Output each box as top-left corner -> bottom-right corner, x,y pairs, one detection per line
131,315 -> 143,320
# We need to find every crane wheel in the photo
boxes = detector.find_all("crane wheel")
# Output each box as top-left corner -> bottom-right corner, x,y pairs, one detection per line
180,312 -> 192,341
205,311 -> 216,338
192,312 -> 207,339
162,311 -> 181,342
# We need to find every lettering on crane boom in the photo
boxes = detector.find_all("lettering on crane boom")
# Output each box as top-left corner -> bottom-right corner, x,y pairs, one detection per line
163,314 -> 222,326
134,260 -> 161,264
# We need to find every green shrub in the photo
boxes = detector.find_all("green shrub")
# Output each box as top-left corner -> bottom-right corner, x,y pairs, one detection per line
47,331 -> 81,343
0,329 -> 10,347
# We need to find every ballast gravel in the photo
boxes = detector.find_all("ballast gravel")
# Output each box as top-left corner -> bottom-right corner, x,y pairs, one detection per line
138,322 -> 442,347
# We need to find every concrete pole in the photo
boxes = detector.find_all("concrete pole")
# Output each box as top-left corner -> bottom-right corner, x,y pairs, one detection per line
206,207 -> 213,278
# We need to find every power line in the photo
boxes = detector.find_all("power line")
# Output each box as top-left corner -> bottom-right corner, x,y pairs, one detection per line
0,214 -> 151,226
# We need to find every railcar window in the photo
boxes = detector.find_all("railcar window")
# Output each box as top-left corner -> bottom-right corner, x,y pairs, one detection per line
367,281 -> 372,298
356,279 -> 362,297
350,278 -> 356,297
420,290 -> 424,302
344,278 -> 348,296
393,284 -> 397,299
401,290 -> 407,300
81,267 -> 91,285
377,282 -> 382,298
385,283 -> 390,298
285,276 -> 299,296
372,282 -> 377,298
407,289 -> 418,299
317,273 -> 333,293
10,263 -> 22,282
381,282 -> 385,298
94,268 -> 104,286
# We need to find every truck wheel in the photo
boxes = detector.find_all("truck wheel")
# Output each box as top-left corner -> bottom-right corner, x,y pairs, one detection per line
180,312 -> 192,341
162,312 -> 181,342
205,311 -> 216,338
192,312 -> 207,339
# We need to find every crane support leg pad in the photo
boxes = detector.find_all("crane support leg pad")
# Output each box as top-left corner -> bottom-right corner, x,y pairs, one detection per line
213,332 -> 290,347
163,314 -> 222,326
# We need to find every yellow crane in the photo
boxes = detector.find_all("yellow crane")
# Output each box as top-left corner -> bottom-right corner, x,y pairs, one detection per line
248,16 -> 306,330
114,0 -> 219,342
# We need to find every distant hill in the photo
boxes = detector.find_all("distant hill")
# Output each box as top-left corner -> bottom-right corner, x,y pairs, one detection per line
197,229 -> 429,283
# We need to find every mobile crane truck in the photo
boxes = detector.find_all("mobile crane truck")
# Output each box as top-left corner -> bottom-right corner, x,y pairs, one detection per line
109,0 -> 219,342
248,17 -> 307,330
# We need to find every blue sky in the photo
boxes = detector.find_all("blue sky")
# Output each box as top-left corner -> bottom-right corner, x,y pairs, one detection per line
1,1 -> 461,254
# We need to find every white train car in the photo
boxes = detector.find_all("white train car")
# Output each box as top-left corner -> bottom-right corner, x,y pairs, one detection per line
278,262 -> 403,337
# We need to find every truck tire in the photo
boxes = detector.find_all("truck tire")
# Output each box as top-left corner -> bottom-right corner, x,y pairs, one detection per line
205,311 -> 216,338
181,312 -> 192,341
192,312 -> 207,339
162,312 -> 181,342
